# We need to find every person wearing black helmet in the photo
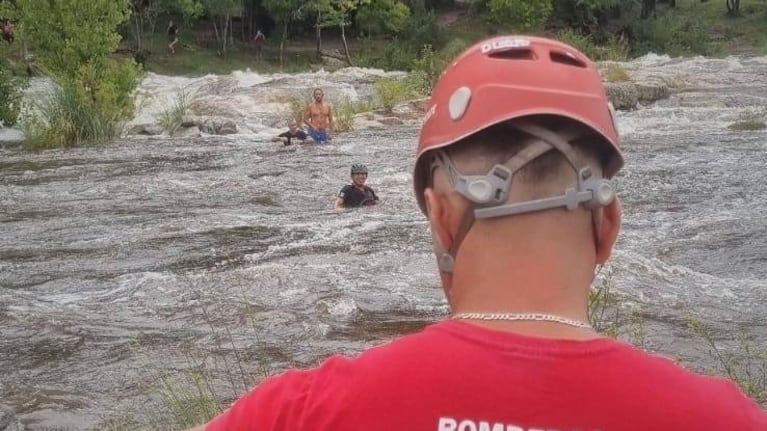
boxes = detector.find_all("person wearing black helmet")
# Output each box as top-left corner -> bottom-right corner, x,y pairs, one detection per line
334,164 -> 379,209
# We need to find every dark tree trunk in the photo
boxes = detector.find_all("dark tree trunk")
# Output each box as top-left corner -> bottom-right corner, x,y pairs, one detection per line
726,0 -> 740,16
640,0 -> 656,19
340,24 -> 352,66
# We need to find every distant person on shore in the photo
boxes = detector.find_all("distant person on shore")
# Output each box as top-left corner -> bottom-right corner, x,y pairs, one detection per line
2,20 -> 13,44
271,119 -> 311,145
303,88 -> 333,144
334,164 -> 379,209
252,29 -> 266,61
168,20 -> 179,54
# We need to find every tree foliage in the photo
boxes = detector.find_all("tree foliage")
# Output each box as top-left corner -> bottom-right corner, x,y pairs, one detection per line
0,0 -> 24,127
262,0 -> 305,67
486,0 -> 553,31
0,55 -> 24,128
356,0 -> 411,36
129,0 -> 203,52
17,0 -> 141,147
200,0 -> 240,54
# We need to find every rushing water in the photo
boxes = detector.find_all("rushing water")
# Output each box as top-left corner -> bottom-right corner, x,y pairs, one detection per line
1,56 -> 766,429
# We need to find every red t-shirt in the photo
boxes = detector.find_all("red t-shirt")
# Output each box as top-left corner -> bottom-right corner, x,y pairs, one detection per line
206,320 -> 767,430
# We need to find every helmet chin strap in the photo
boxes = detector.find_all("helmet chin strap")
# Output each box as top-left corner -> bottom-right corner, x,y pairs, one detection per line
431,122 -> 615,273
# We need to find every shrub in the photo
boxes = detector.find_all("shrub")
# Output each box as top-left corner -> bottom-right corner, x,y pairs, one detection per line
604,64 -> 630,82
374,78 -> 413,112
557,29 -> 630,62
487,0 -> 553,31
688,317 -> 767,404
22,81 -> 116,149
158,88 -> 194,135
0,66 -> 25,128
334,97 -> 374,133
408,44 -> 443,95
287,97 -> 306,124
633,13 -> 712,57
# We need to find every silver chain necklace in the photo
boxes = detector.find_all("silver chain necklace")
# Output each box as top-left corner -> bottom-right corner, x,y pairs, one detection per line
451,312 -> 592,329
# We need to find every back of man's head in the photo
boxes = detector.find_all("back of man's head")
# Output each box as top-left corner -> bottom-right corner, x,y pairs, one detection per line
413,35 -> 624,306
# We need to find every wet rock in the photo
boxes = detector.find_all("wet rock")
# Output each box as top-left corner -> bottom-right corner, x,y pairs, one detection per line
377,116 -> 404,126
218,120 -> 238,135
635,83 -> 670,104
322,57 -> 347,69
197,117 -> 238,135
175,126 -> 202,138
0,404 -> 25,431
604,81 -> 669,111
177,115 -> 239,135
605,82 -> 640,111
391,98 -> 428,116
126,123 -> 164,136
352,113 -> 386,130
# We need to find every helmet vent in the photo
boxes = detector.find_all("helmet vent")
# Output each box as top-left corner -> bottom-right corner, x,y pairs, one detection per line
549,51 -> 586,68
488,48 -> 535,60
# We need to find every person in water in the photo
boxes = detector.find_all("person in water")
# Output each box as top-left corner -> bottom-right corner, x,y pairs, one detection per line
271,119 -> 310,145
303,87 -> 333,144
167,20 -> 179,54
334,164 -> 379,209
185,36 -> 767,431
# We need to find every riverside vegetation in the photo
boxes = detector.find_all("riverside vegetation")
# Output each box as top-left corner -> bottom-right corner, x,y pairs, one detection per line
0,0 -> 765,427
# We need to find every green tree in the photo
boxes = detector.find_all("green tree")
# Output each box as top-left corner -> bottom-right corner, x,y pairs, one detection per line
200,0 -> 241,55
356,0 -> 411,36
0,0 -> 25,128
0,52 -> 25,128
263,0 -> 304,67
486,0 -> 552,31
17,0 -> 141,147
129,0 -> 203,52
312,0 -> 368,66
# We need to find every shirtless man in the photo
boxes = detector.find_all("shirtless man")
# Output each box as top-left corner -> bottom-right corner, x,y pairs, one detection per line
303,88 -> 333,143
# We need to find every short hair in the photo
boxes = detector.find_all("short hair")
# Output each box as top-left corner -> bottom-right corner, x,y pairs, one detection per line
434,116 -> 611,192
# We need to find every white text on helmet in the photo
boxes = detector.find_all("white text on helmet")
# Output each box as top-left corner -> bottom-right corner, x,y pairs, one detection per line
424,104 -> 437,125
480,37 -> 530,54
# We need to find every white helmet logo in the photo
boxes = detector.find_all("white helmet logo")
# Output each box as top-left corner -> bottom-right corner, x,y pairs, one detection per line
481,37 -> 530,54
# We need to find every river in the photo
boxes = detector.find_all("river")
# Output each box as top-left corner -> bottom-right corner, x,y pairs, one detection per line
1,55 -> 765,429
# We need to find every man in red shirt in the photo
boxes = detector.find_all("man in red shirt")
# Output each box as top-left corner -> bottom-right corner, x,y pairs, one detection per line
187,35 -> 767,431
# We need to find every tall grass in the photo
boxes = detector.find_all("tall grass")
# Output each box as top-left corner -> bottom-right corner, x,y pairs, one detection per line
589,265 -> 765,406
604,64 -> 631,83
687,318 -> 767,404
158,88 -> 195,135
21,83 -> 116,150
334,97 -> 374,133
286,97 -> 306,124
374,78 -> 415,113
556,28 -> 630,62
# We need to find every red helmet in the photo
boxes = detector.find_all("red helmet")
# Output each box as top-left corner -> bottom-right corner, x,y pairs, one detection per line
413,35 -> 623,215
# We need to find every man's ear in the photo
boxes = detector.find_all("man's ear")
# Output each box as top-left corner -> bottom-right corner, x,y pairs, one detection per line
424,187 -> 455,252
595,197 -> 622,264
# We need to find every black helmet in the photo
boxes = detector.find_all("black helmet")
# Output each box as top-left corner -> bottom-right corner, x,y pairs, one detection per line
351,164 -> 368,175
